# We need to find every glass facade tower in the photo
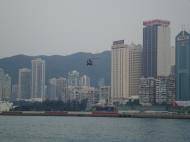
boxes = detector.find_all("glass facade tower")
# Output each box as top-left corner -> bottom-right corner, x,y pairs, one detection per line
143,19 -> 171,77
176,31 -> 190,101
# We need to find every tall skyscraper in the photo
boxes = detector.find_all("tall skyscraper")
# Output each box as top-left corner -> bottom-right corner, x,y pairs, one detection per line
128,43 -> 143,97
143,19 -> 171,77
176,31 -> 190,101
31,58 -> 45,100
0,68 -> 11,101
18,68 -> 31,99
111,40 -> 128,103
111,40 -> 142,103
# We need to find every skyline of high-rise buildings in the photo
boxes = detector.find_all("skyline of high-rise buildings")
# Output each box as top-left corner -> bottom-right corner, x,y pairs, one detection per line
0,18 -> 190,107
111,19 -> 177,104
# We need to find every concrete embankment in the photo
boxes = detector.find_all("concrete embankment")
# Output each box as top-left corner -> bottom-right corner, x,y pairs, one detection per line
1,111 -> 190,119
0,111 -> 119,117
121,112 -> 190,119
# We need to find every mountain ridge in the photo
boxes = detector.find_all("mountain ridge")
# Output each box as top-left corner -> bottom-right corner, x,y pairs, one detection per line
0,51 -> 111,86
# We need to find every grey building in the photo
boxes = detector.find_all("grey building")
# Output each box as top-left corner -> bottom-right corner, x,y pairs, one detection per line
18,68 -> 31,99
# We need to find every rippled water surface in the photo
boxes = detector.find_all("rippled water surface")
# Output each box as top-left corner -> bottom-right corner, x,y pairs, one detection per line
0,116 -> 190,142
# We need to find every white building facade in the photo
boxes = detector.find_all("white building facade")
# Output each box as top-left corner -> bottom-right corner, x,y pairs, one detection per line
111,40 -> 143,103
129,44 -> 143,97
111,40 -> 129,103
31,58 -> 45,100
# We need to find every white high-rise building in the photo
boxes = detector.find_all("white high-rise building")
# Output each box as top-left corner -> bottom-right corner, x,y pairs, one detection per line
31,58 -> 45,100
79,75 -> 90,87
129,43 -> 143,97
111,40 -> 128,103
0,68 -> 11,101
18,68 -> 31,99
111,40 -> 143,103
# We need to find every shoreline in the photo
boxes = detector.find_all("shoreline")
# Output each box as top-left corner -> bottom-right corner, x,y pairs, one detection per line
1,111 -> 190,119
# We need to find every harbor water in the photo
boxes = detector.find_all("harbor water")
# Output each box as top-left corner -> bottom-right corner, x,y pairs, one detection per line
0,116 -> 190,142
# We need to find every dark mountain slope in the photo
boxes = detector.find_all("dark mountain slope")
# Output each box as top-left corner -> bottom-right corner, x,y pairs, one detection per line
0,51 -> 111,86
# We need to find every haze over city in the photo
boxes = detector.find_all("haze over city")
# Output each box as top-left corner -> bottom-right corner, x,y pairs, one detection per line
1,0 -> 190,142
0,0 -> 190,58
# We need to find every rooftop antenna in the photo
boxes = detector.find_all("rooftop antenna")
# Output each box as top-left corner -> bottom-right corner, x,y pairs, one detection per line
181,24 -> 186,36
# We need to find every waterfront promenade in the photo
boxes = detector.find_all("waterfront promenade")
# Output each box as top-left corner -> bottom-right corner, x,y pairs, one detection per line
1,111 -> 190,119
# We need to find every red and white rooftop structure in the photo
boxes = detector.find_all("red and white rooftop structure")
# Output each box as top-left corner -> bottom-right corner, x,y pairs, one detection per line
143,19 -> 170,26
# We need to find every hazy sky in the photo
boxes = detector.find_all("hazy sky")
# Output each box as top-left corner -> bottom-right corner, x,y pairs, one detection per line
0,0 -> 190,58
